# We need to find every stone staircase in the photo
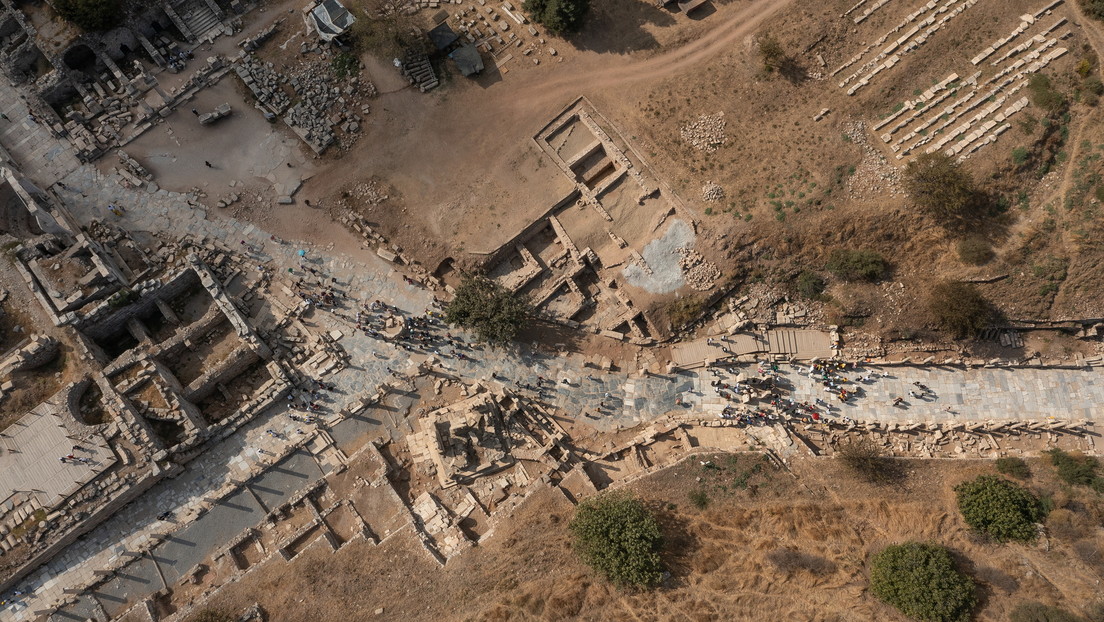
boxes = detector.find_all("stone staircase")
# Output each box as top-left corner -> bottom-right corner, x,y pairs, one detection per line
175,0 -> 224,42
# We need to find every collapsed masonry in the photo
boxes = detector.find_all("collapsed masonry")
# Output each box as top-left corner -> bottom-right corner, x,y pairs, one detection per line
404,382 -> 577,558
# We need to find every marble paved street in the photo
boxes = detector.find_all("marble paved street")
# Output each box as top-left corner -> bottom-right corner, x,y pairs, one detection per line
0,85 -> 79,187
0,162 -> 1098,620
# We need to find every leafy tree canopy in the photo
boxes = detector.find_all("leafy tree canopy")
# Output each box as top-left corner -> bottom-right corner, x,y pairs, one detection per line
870,542 -> 976,622
954,475 -> 1045,543
569,492 -> 664,589
523,0 -> 589,34
826,249 -> 887,282
54,0 -> 122,31
444,275 -> 530,345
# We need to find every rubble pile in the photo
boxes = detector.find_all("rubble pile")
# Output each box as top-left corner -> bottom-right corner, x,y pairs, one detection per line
680,112 -> 727,152
234,54 -> 291,115
349,180 -> 389,205
284,59 -> 375,153
701,181 -> 725,202
677,247 -> 721,291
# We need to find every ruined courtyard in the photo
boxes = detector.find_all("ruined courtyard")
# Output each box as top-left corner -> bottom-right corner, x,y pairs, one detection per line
0,0 -> 1102,620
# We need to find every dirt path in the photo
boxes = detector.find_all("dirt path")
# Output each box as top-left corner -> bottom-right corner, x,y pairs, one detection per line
298,0 -> 793,265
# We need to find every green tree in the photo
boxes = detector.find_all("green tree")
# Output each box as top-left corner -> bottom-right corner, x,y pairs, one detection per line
523,0 -> 589,34
569,492 -> 664,589
826,249 -> 887,282
444,275 -> 530,345
53,0 -> 122,31
1086,0 -> 1104,20
869,542 -> 976,622
926,281 -> 994,339
903,153 -> 978,218
758,34 -> 786,71
954,475 -> 1044,543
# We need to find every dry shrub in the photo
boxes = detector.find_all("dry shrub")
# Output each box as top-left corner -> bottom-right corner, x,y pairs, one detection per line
973,565 -> 1020,594
1047,508 -> 1094,541
766,547 -> 837,576
544,578 -> 588,619
837,438 -> 902,484
1074,539 -> 1104,577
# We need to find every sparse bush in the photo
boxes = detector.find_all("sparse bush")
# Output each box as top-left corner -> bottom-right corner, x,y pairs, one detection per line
837,437 -> 899,483
955,475 -> 1044,542
996,457 -> 1031,479
523,0 -> 589,34
331,52 -> 359,80
1009,601 -> 1088,622
766,548 -> 837,576
957,237 -> 994,265
53,0 -> 122,31
108,288 -> 139,308
1046,449 -> 1102,490
826,249 -> 887,282
1074,539 -> 1104,577
795,270 -> 826,299
688,489 -> 709,510
1028,74 -> 1066,112
758,34 -> 786,71
347,0 -> 415,58
569,492 -> 664,589
1013,147 -> 1030,166
1046,508 -> 1093,541
926,281 -> 995,339
667,296 -> 704,329
869,542 -> 975,622
189,610 -> 235,622
903,152 -> 978,218
444,275 -> 530,344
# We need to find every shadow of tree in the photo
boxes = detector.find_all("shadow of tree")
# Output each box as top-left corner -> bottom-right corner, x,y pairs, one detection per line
566,0 -> 677,55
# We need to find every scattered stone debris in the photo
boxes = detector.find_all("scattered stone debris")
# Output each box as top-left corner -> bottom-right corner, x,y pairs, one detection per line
701,181 -> 725,202
677,247 -> 721,291
284,58 -> 373,153
235,54 -> 292,115
680,112 -> 727,152
842,121 -> 902,199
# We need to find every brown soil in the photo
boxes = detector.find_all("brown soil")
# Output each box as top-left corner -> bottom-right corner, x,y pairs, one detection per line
189,453 -> 1104,622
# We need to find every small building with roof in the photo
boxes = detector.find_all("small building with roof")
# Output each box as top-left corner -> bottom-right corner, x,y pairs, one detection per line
304,0 -> 357,42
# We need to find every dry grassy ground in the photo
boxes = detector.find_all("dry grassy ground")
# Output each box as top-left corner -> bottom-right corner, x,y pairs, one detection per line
191,453 -> 1104,622
282,0 -> 1104,344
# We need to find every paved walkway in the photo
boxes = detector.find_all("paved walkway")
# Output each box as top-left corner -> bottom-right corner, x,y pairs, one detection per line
676,363 -> 1104,424
0,157 -> 1097,618
0,86 -> 79,188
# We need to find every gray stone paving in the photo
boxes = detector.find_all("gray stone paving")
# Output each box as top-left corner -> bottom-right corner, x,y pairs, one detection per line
0,160 -> 1100,621
0,86 -> 79,187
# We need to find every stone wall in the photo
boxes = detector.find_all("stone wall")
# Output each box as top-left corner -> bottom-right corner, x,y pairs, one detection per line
80,266 -> 199,341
